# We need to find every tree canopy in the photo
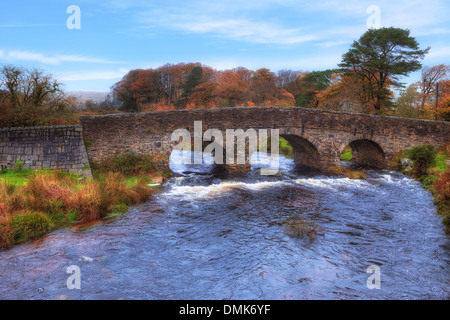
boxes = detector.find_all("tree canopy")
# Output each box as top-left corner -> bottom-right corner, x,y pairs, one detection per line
339,27 -> 429,111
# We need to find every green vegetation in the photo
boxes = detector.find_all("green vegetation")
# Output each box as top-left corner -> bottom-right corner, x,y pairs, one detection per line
339,27 -> 429,111
405,144 -> 437,177
14,159 -> 24,170
0,169 -> 157,248
257,137 -> 294,158
340,146 -> 353,161
9,211 -> 53,243
92,152 -> 155,176
392,145 -> 449,232
0,151 -> 171,247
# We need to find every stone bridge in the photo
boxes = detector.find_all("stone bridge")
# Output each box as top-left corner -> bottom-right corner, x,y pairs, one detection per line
80,107 -> 450,173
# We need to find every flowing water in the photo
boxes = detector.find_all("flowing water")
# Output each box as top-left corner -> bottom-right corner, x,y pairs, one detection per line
0,152 -> 448,300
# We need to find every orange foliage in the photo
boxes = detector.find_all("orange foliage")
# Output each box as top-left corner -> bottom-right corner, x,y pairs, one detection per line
434,170 -> 450,201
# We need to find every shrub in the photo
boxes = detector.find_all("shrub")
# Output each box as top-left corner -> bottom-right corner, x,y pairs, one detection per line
433,170 -> 450,232
95,152 -> 154,176
406,144 -> 437,177
14,159 -> 24,170
434,170 -> 450,201
69,172 -> 155,223
22,171 -> 74,214
0,225 -> 12,248
9,211 -> 53,243
69,182 -> 104,223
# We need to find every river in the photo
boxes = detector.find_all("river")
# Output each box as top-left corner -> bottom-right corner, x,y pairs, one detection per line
0,152 -> 448,300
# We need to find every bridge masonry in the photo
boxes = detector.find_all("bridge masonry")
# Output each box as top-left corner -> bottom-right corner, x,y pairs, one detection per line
80,107 -> 450,173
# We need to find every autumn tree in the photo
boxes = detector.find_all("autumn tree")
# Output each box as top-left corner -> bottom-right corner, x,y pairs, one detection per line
416,64 -> 449,116
339,27 -> 429,112
395,84 -> 421,118
295,69 -> 337,108
112,69 -> 142,112
215,70 -> 249,107
189,81 -> 218,108
250,68 -> 278,104
437,93 -> 450,121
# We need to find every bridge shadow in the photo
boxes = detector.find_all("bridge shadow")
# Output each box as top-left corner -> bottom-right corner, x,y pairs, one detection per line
340,139 -> 386,169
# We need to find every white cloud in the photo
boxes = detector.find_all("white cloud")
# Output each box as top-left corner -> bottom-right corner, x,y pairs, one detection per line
168,17 -> 318,45
136,1 -> 319,45
0,49 -> 114,65
106,0 -> 449,47
0,24 -> 56,28
424,46 -> 450,60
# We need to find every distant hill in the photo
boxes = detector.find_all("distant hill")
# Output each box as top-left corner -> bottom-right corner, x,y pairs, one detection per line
69,91 -> 110,103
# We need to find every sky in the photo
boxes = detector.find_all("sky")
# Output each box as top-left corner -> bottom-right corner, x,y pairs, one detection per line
0,0 -> 449,93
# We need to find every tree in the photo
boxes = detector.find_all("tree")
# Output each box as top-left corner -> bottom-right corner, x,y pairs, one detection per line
0,65 -> 61,108
250,68 -> 278,104
395,84 -> 420,118
177,65 -> 204,107
215,70 -> 249,107
339,27 -> 429,112
0,65 -> 76,127
437,80 -> 450,121
295,69 -> 337,108
276,69 -> 301,89
416,64 -> 449,116
112,69 -> 141,112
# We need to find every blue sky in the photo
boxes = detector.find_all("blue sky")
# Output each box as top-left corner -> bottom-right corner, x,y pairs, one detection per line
1,0 -> 449,92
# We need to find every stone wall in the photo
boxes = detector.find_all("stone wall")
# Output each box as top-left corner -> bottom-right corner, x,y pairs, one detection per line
0,125 -> 92,177
80,107 -> 450,171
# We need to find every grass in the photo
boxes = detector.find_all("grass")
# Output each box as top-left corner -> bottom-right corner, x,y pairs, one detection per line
0,169 -> 45,186
433,150 -> 449,173
0,169 -> 157,248
0,168 -> 83,186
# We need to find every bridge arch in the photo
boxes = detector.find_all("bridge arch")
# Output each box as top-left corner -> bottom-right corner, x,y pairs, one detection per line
339,139 -> 386,168
280,134 -> 321,170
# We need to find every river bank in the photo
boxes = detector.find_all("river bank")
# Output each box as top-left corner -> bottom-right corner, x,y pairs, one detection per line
0,169 -> 164,248
388,145 -> 450,233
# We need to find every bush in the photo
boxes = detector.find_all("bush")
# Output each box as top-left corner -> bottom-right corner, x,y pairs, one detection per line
9,211 -> 52,243
94,152 -> 154,176
433,170 -> 450,232
434,170 -> 450,201
406,145 -> 437,177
